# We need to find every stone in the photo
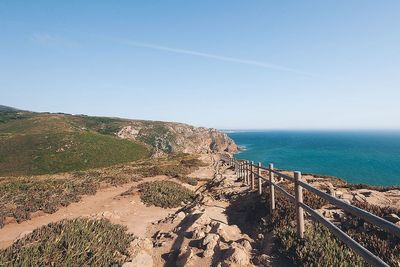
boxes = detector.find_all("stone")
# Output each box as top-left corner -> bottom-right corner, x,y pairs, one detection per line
176,211 -> 186,219
129,238 -> 153,256
192,229 -> 206,239
202,233 -> 219,257
217,224 -> 242,243
240,239 -> 252,251
353,193 -> 366,203
224,242 -> 250,265
194,213 -> 212,225
176,246 -> 194,267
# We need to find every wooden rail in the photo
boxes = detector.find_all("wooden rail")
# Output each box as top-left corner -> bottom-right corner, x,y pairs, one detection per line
221,156 -> 400,267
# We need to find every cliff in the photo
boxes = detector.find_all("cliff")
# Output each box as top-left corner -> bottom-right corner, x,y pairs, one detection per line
117,122 -> 238,155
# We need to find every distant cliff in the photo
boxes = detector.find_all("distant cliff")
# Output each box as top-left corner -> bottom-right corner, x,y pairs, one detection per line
117,122 -> 238,155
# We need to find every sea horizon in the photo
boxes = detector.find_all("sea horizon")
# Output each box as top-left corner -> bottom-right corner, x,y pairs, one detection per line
228,130 -> 400,186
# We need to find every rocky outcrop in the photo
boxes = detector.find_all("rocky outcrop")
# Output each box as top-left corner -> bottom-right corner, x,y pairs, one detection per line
117,122 -> 238,155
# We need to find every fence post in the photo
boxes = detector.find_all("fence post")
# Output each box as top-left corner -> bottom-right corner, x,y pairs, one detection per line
258,162 -> 262,195
243,160 -> 247,184
269,163 -> 275,211
294,171 -> 305,239
250,161 -> 254,189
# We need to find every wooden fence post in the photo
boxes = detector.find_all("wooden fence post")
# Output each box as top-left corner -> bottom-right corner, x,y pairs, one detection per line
244,160 -> 248,184
258,162 -> 262,195
294,171 -> 305,239
250,161 -> 254,189
269,163 -> 275,211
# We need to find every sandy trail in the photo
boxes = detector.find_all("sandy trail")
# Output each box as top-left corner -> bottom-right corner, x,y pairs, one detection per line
0,175 -> 175,249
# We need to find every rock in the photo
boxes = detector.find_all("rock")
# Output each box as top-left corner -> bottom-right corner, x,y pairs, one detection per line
202,233 -> 219,257
129,238 -> 153,256
176,211 -> 186,219
217,224 -> 242,243
129,251 -> 153,267
192,229 -> 206,239
239,239 -> 252,251
205,225 -> 212,233
385,213 -> 400,223
191,213 -> 211,228
335,190 -> 344,197
333,210 -> 346,222
176,246 -> 194,267
224,242 -> 250,265
353,193 -> 366,203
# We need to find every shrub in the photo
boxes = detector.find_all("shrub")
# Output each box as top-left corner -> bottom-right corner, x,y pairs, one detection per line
0,218 -> 134,266
177,176 -> 198,186
261,185 -> 400,266
138,181 -> 196,208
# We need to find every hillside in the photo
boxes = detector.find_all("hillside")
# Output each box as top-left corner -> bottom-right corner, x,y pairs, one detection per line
0,106 -> 237,176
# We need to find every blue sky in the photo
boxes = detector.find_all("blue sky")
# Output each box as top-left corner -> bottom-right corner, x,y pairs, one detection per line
1,1 -> 399,129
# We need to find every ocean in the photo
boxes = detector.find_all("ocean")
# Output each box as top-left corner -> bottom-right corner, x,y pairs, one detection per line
227,131 -> 400,186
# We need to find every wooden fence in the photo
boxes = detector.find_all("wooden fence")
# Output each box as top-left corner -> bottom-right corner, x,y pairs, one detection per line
222,156 -> 400,267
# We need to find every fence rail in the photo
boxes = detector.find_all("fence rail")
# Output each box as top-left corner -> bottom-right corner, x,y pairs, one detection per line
222,156 -> 400,267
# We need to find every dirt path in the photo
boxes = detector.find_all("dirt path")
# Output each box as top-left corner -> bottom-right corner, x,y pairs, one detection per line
0,175 -> 175,249
0,154 -> 219,250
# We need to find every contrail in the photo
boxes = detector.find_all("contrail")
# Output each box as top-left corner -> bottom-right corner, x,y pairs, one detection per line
108,37 -> 315,77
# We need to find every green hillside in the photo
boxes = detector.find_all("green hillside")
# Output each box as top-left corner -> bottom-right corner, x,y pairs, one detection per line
0,107 -> 150,176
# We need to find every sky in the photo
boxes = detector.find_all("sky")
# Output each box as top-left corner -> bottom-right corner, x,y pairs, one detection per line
1,1 -> 400,130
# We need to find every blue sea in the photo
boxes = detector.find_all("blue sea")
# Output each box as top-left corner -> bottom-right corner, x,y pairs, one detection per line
228,131 -> 400,186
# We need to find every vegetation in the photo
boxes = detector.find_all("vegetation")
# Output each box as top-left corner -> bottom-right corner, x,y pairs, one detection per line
0,153 -> 205,228
263,184 -> 400,266
138,181 -> 196,208
227,181 -> 399,266
0,109 -> 152,176
0,218 -> 134,266
0,131 -> 150,176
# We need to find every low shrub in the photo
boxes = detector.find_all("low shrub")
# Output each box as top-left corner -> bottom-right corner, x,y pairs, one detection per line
261,185 -> 400,266
0,218 -> 134,266
138,181 -> 196,208
177,176 -> 198,186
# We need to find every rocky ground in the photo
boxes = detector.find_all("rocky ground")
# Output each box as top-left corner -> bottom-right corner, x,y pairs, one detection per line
123,158 -> 292,267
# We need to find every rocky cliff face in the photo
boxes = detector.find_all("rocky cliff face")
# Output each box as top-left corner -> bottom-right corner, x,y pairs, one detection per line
117,121 -> 238,155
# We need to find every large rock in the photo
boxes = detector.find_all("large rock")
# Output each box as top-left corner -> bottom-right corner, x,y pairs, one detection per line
202,233 -> 220,257
216,224 -> 243,243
